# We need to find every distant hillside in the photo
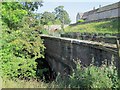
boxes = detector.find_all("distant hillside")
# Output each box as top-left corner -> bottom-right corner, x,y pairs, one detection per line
65,18 -> 119,34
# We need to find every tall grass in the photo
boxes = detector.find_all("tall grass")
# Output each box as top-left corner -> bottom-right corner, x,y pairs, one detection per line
2,78 -> 59,88
65,19 -> 119,34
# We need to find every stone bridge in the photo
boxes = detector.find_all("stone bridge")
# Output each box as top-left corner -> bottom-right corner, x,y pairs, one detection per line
41,35 -> 119,76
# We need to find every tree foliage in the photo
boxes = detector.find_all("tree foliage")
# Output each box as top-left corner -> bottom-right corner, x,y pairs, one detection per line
1,2 -> 45,79
1,2 -> 28,30
40,11 -> 55,25
54,6 -> 71,24
21,1 -> 43,11
37,6 -> 71,26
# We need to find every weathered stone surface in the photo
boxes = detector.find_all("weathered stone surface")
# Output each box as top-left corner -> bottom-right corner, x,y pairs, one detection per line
41,35 -> 119,76
61,32 -> 118,44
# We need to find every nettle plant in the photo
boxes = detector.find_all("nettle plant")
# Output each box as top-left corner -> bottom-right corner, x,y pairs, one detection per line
55,58 -> 119,88
1,16 -> 45,79
68,59 -> 119,88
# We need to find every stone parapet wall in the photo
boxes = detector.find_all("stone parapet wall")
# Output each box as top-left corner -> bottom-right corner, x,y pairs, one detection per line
61,32 -> 118,44
41,35 -> 119,76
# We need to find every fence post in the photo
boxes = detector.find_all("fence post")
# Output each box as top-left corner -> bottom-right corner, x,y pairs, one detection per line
117,16 -> 120,78
117,40 -> 120,78
117,40 -> 120,57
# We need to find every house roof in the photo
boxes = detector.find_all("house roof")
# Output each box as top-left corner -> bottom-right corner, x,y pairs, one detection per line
77,1 -> 120,19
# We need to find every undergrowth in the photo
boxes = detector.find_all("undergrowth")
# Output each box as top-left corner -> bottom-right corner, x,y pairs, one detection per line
55,59 -> 120,88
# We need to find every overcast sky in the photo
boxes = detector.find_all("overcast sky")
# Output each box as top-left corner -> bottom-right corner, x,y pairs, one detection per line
36,0 -> 119,24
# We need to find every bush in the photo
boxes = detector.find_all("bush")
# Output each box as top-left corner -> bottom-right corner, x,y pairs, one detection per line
77,19 -> 85,23
55,60 -> 119,88
1,2 -> 45,80
1,16 -> 45,79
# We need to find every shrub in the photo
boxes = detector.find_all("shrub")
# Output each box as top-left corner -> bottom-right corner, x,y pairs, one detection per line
1,16 -> 45,79
77,19 -> 85,23
55,59 -> 119,88
1,2 -> 45,80
69,60 -> 119,88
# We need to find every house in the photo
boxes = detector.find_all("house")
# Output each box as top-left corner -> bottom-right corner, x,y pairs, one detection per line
76,13 -> 83,22
76,1 -> 120,23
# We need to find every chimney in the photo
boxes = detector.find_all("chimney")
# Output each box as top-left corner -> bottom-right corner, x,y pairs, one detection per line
93,7 -> 95,10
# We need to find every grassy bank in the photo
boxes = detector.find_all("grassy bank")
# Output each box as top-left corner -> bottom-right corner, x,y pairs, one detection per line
2,79 -> 47,88
2,78 -> 58,88
65,19 -> 119,34
2,60 -> 120,88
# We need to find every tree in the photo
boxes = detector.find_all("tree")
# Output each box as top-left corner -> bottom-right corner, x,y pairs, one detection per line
1,2 -> 28,30
54,6 -> 71,24
1,2 -> 45,79
54,6 -> 71,32
1,1 -> 43,30
40,11 -> 56,25
21,1 -> 43,11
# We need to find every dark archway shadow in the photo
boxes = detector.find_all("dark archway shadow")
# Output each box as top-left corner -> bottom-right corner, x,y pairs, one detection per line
35,58 -> 56,82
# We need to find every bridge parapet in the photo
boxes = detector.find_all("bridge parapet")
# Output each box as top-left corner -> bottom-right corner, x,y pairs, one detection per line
41,35 -> 119,76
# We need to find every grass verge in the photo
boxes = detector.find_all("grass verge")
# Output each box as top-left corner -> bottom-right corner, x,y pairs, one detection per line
65,19 -> 119,34
2,78 -> 59,88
